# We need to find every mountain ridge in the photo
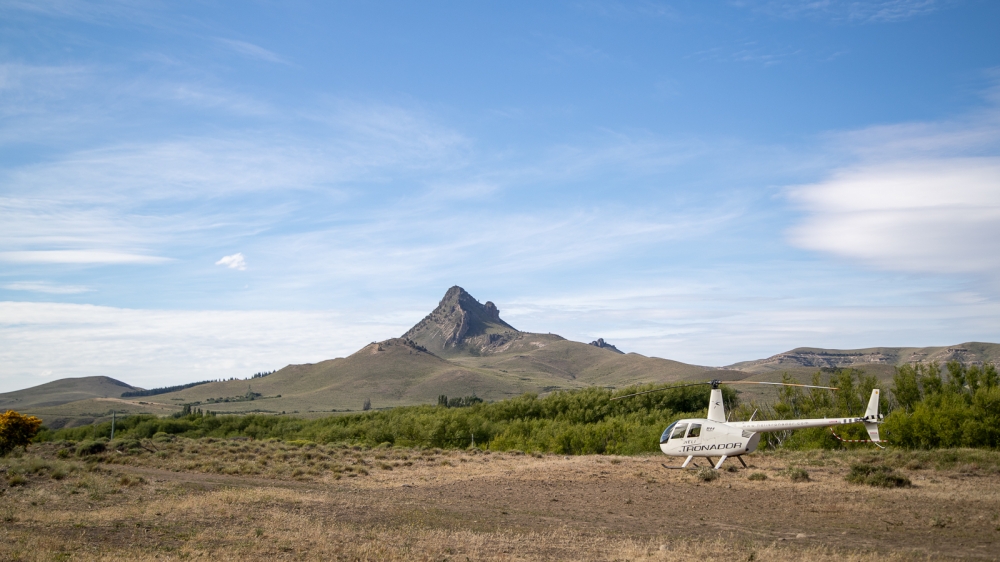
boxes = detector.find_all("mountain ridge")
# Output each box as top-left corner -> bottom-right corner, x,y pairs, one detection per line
4,286 -> 999,426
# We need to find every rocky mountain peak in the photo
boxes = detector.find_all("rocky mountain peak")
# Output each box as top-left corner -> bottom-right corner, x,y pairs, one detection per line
402,286 -> 520,356
589,338 -> 624,354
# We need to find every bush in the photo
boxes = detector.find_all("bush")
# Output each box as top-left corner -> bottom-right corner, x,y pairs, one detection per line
846,463 -> 911,488
7,473 -> 27,486
748,472 -> 767,481
76,440 -> 107,457
0,410 -> 44,456
110,439 -> 142,452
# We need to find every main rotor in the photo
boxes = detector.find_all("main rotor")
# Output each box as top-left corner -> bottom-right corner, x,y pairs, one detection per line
610,379 -> 837,401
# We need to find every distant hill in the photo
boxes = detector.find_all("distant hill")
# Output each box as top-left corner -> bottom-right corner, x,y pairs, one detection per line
728,342 -> 1000,375
135,288 -> 728,415
0,376 -> 137,411
5,286 -> 999,425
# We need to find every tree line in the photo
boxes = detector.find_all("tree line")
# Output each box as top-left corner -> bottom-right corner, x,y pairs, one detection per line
40,384 -> 735,455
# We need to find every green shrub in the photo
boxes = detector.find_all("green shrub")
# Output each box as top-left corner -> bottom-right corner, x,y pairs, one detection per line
748,472 -> 767,481
7,473 -> 27,486
846,463 -> 910,488
110,439 -> 142,452
75,440 -> 106,456
784,467 -> 809,482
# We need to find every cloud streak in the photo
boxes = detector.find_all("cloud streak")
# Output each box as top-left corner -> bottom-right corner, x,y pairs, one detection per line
2,281 -> 92,294
0,250 -> 172,264
215,38 -> 288,64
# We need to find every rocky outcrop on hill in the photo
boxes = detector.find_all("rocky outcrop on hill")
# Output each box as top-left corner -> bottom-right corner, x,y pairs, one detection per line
588,338 -> 624,354
402,286 -> 521,356
728,342 -> 1000,374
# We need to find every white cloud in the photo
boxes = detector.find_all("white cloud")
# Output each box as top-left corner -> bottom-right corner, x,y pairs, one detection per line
3,281 -> 92,294
0,250 -> 172,264
215,253 -> 247,270
790,134 -> 1000,277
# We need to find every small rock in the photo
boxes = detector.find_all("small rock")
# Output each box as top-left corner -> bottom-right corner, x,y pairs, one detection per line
795,533 -> 807,539
659,544 -> 668,551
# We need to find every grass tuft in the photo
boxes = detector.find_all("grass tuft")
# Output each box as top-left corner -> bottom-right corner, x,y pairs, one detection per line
784,467 -> 809,482
696,467 -> 719,482
846,463 -> 911,488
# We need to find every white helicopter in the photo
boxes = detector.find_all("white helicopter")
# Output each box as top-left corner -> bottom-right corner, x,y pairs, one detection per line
612,379 -> 883,470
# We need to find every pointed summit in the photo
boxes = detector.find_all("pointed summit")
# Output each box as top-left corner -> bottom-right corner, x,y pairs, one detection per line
403,286 -> 520,356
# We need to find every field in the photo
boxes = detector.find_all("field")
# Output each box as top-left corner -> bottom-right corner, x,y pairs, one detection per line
2,441 -> 999,560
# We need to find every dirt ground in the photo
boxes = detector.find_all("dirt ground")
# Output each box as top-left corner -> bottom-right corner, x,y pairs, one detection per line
2,441 -> 999,560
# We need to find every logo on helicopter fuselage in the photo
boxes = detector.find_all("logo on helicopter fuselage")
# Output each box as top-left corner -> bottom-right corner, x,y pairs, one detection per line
680,442 -> 744,453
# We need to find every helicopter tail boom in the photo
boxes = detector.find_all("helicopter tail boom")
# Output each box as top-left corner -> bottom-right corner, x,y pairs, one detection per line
862,389 -> 882,443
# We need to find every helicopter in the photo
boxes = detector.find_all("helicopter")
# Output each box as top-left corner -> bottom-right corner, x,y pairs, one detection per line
612,379 -> 883,470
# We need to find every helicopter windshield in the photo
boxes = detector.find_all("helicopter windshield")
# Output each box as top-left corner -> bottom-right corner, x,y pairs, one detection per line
660,422 -> 688,443
660,422 -> 676,443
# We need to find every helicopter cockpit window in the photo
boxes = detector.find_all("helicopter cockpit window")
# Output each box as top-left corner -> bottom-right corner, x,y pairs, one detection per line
668,423 -> 688,441
686,423 -> 702,438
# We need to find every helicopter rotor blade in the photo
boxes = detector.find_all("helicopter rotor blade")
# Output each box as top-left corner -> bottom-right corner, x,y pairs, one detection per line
721,381 -> 839,390
610,382 -> 711,401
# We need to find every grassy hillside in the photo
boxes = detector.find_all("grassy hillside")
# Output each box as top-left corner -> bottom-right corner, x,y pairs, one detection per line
138,336 -> 732,415
0,376 -> 136,411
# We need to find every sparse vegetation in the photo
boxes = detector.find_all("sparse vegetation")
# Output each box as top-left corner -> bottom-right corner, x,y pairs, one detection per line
748,472 -> 767,481
784,467 -> 809,482
846,462 -> 911,488
0,444 -> 994,561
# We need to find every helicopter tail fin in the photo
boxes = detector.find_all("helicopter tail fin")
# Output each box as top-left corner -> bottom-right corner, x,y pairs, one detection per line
863,389 -> 883,445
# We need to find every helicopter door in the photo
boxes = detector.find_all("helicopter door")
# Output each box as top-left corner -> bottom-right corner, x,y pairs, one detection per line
686,423 -> 702,438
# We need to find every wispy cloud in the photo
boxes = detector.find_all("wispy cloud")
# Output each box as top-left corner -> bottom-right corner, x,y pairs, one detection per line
215,38 -> 288,65
0,250 -> 172,264
2,281 -> 92,294
0,0 -> 166,27
736,0 -> 941,23
215,253 -> 246,271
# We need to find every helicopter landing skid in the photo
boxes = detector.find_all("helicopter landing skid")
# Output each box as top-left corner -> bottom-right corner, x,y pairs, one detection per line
661,456 -> 748,470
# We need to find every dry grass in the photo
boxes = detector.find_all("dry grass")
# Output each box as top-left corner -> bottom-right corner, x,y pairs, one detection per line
2,443 -> 997,560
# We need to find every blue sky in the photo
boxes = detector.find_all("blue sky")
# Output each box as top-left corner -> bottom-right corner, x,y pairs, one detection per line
2,0 -> 1000,392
